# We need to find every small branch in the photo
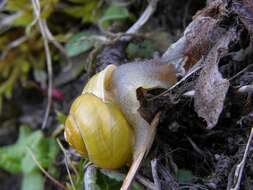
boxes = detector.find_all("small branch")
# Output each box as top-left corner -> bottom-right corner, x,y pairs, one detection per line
31,0 -> 53,129
26,147 -> 69,190
57,139 -> 77,190
230,127 -> 253,190
136,175 -> 156,190
121,0 -> 159,41
121,112 -> 161,190
99,0 -> 158,41
0,12 -> 20,32
186,136 -> 205,157
0,0 -> 6,10
148,61 -> 202,101
229,64 -> 253,81
151,159 -> 161,190
43,24 -> 72,65
238,85 -> 253,93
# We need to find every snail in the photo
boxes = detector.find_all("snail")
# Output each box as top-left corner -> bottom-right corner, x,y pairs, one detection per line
64,60 -> 177,169
65,2 -> 215,171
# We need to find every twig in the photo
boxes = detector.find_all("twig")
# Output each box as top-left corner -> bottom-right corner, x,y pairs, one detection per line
121,112 -> 161,190
136,175 -> 156,190
121,0 -> 159,41
43,24 -> 72,66
186,136 -> 205,157
238,85 -> 253,93
0,0 -> 6,10
151,159 -> 161,190
0,12 -> 20,30
26,147 -> 69,190
148,61 -> 202,101
99,0 -> 158,41
229,64 -> 253,81
57,139 -> 77,190
230,127 -> 253,190
30,0 -> 53,129
179,183 -> 209,190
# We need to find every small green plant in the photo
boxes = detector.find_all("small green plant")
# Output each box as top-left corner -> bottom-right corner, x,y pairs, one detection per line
0,126 -> 60,190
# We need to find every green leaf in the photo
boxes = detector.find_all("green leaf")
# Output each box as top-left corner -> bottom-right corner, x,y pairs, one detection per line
97,171 -> 121,190
65,32 -> 95,57
67,0 -> 89,3
56,111 -> 67,125
99,4 -> 129,29
63,1 -> 100,23
99,169 -> 124,182
0,126 -> 41,173
47,139 -> 60,176
98,169 -> 143,190
11,11 -> 33,27
22,170 -> 44,190
176,169 -> 193,183
0,126 -> 60,189
5,0 -> 28,11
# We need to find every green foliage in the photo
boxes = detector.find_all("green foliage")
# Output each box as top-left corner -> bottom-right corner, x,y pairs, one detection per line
12,11 -> 34,27
22,170 -> 44,190
99,171 -> 143,190
176,169 -> 193,183
5,0 -> 29,11
63,1 -> 100,23
72,159 -> 88,190
64,1 -> 129,28
0,0 -> 58,108
99,4 -> 129,29
65,32 -> 95,57
56,111 -> 67,125
0,126 -> 60,190
0,0 -> 133,108
0,35 -> 44,103
83,169 -> 143,190
5,0 -> 58,27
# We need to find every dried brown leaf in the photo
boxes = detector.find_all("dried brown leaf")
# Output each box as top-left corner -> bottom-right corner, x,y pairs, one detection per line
193,0 -> 225,19
231,0 -> 253,39
161,0 -> 227,70
194,28 -> 238,129
184,16 -> 225,69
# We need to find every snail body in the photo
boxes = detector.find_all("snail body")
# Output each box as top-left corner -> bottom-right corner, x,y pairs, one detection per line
65,60 -> 177,168
111,60 -> 176,158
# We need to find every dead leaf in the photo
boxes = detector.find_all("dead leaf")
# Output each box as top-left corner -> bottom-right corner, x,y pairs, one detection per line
193,0 -> 225,19
231,0 -> 253,39
194,28 -> 238,129
184,16 -> 225,69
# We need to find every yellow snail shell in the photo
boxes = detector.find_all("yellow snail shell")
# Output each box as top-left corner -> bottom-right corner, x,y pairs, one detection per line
65,65 -> 134,169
